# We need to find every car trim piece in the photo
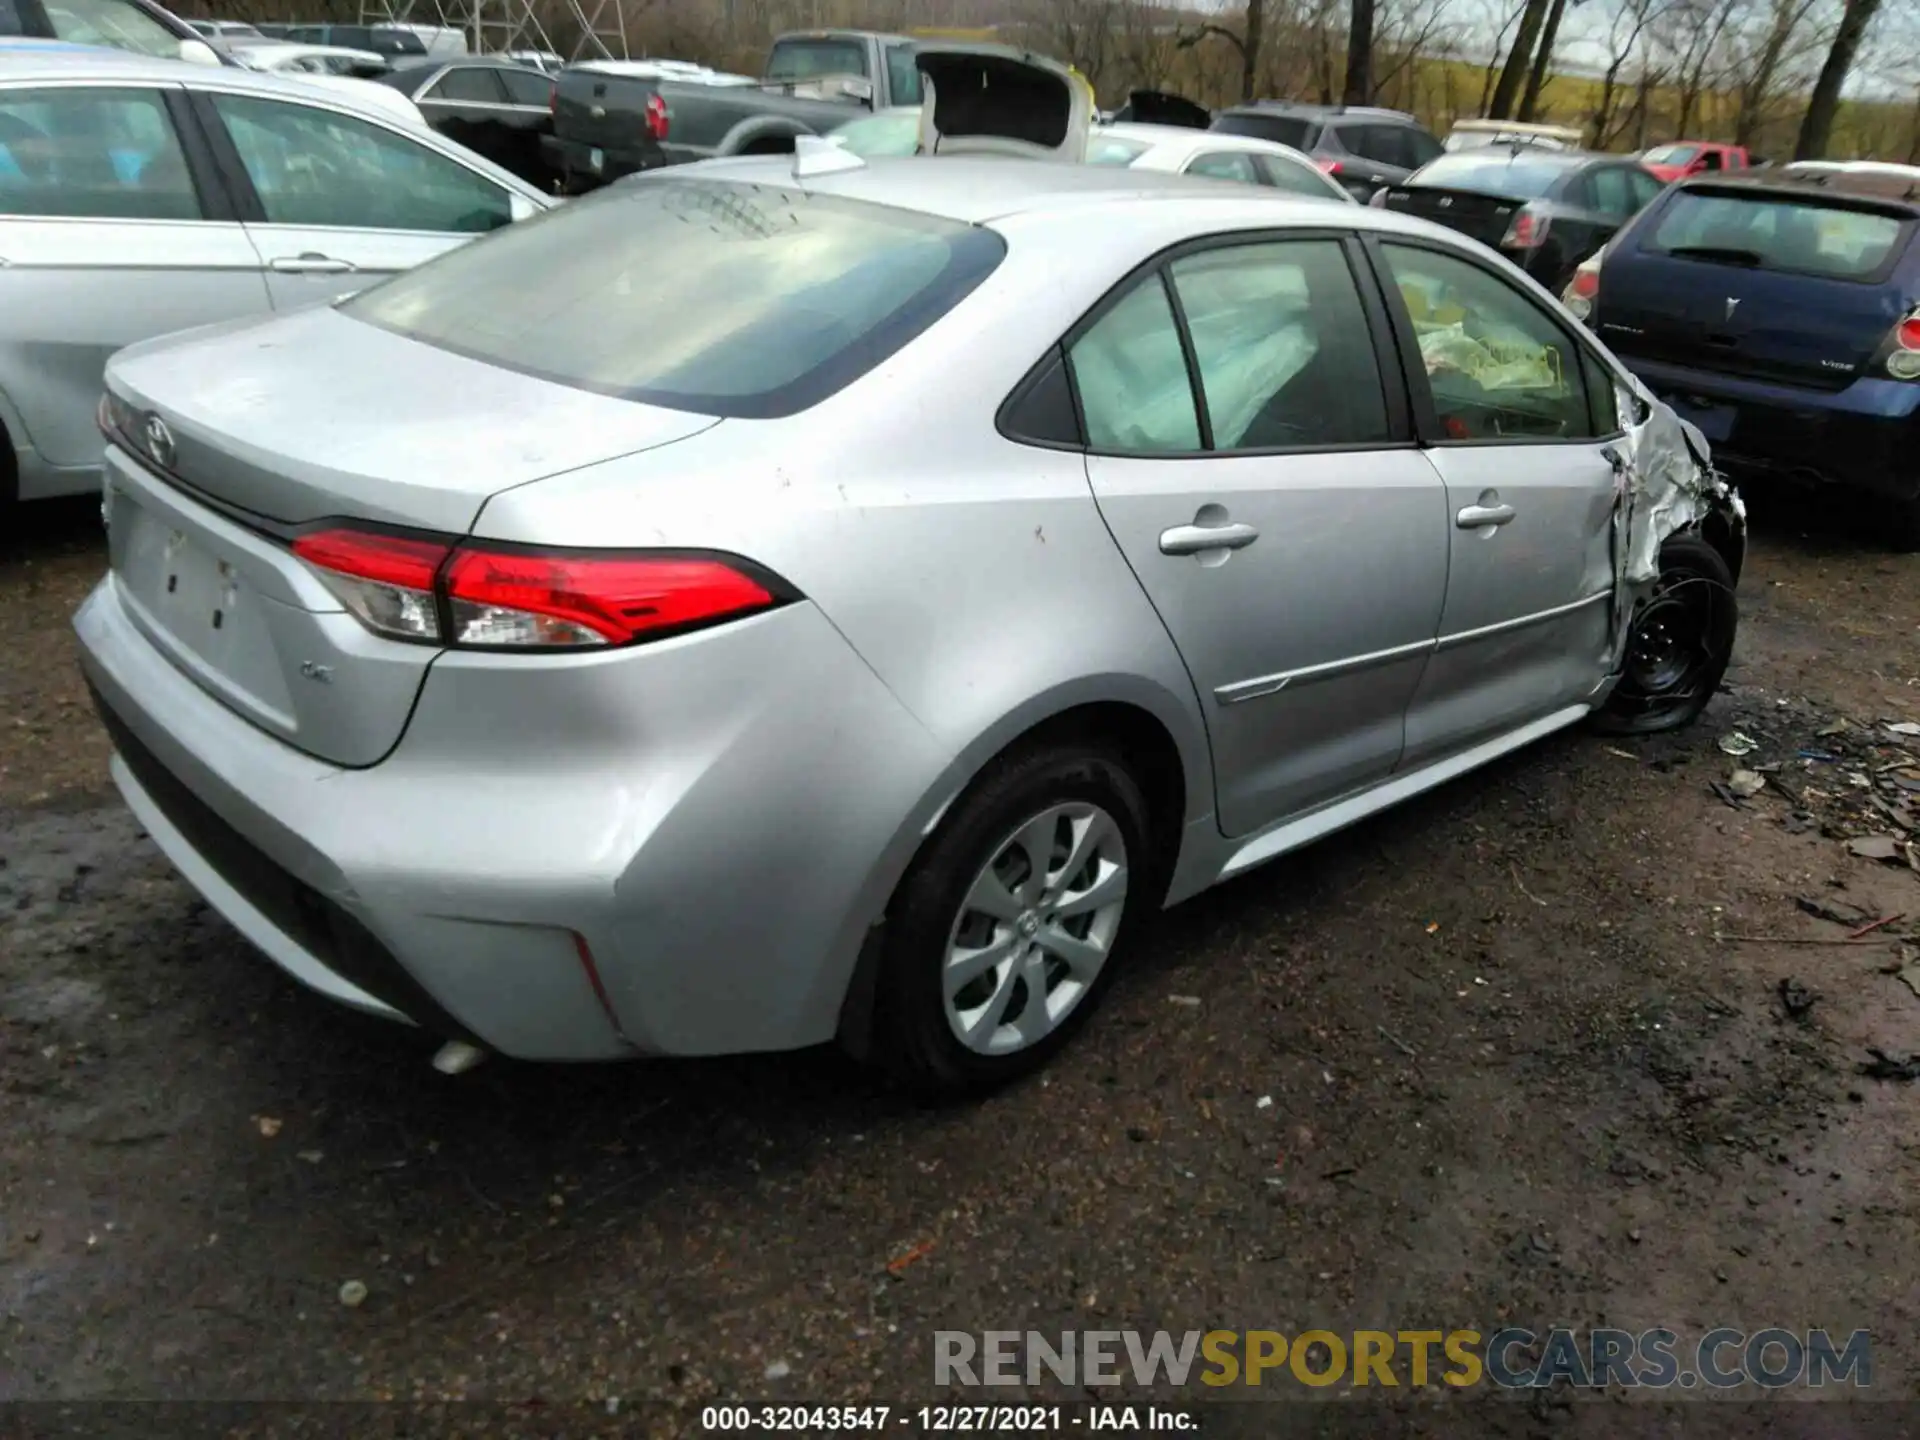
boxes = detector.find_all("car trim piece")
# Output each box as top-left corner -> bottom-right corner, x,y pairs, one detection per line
1212,589 -> 1612,707
1214,634 -> 1435,705
1432,588 -> 1612,651
1217,703 -> 1590,877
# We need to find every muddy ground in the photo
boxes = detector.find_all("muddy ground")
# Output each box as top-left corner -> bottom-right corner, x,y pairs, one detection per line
2,493 -> 1918,1434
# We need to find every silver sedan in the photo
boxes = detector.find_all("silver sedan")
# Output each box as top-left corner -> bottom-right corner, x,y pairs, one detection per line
76,147 -> 1742,1097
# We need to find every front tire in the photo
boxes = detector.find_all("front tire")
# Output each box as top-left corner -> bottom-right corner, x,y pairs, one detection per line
1591,532 -> 1737,735
874,742 -> 1155,1101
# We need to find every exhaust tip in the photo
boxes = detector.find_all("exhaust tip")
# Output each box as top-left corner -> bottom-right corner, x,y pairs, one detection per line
431,1040 -> 488,1075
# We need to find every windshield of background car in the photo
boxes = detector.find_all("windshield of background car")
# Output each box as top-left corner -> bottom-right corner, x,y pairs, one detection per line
1643,144 -> 1697,166
42,0 -> 179,56
765,38 -> 868,79
1648,190 -> 1911,280
1409,150 -> 1567,198
342,178 -> 1007,419
829,108 -> 920,156
1210,112 -> 1314,149
1085,134 -> 1149,166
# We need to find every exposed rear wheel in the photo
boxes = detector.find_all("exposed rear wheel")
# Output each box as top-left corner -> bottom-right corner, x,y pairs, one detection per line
1591,532 -> 1737,735
875,743 -> 1153,1101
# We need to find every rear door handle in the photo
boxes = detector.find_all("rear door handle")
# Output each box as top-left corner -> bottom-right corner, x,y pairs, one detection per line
1160,520 -> 1259,556
268,253 -> 355,275
1456,503 -> 1516,529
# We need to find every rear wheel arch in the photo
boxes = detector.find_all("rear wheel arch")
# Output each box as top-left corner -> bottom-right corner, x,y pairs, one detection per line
725,122 -> 806,155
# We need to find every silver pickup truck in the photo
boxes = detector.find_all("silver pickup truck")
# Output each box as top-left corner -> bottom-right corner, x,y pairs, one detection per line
545,29 -> 925,191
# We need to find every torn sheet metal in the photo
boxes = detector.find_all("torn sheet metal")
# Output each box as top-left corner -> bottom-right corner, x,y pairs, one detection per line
1604,371 -> 1746,659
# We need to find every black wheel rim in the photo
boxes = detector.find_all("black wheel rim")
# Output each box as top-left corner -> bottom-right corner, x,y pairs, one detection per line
1614,566 -> 1728,724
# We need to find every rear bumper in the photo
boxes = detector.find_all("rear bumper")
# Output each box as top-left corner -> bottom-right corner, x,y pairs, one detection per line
540,134 -> 665,192
1618,356 -> 1920,502
75,570 -> 952,1062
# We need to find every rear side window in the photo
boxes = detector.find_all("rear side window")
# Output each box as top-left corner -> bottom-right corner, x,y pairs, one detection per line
1647,190 -> 1911,281
343,178 -> 1006,419
1169,240 -> 1389,450
1186,150 -> 1259,184
1259,153 -> 1338,198
429,67 -> 509,104
1068,276 -> 1200,453
0,85 -> 200,220
1211,112 -> 1316,150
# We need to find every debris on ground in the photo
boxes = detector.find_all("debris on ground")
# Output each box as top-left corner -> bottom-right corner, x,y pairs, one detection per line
1795,895 -> 1872,928
1719,732 -> 1759,757
1777,977 -> 1818,1021
1858,1049 -> 1920,1082
338,1280 -> 368,1308
886,1241 -> 935,1278
1895,961 -> 1920,1000
1728,769 -> 1766,798
1847,836 -> 1902,862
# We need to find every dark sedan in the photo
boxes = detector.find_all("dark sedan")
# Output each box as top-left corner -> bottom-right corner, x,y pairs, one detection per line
1374,146 -> 1665,293
376,58 -> 558,191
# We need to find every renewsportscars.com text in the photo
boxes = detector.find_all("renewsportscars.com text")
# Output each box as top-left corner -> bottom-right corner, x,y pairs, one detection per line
934,1327 -> 1871,1390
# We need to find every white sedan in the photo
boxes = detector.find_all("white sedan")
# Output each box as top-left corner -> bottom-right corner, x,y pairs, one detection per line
229,42 -> 429,128
1087,122 -> 1354,201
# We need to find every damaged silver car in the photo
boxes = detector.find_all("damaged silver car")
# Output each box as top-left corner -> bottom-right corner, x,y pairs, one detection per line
77,46 -> 1742,1098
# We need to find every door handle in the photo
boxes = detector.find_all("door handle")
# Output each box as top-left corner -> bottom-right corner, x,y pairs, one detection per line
268,253 -> 355,275
1456,502 -> 1516,529
1160,519 -> 1259,556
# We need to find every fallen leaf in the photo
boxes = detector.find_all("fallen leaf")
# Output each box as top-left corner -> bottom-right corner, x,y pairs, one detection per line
886,1240 -> 935,1277
254,1115 -> 283,1139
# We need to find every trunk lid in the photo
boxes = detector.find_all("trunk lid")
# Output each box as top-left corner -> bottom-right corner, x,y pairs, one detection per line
1597,183 -> 1917,390
102,306 -> 718,768
915,44 -> 1092,162
1378,183 -> 1523,248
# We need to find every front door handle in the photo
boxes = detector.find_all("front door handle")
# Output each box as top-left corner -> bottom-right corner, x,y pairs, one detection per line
1456,502 -> 1516,529
1160,519 -> 1259,556
268,253 -> 355,275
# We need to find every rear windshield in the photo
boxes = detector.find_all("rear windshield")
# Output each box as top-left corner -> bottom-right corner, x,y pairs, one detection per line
1407,150 -> 1567,197
765,38 -> 868,79
1211,112 -> 1315,149
1085,134 -> 1150,166
341,178 -> 1005,419
1643,144 -> 1697,165
1647,190 -> 1911,280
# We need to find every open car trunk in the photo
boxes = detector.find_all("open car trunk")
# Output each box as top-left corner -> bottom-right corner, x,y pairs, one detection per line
914,44 -> 1092,162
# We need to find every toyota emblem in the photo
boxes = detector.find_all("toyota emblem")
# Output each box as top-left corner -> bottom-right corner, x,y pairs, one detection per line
142,413 -> 175,470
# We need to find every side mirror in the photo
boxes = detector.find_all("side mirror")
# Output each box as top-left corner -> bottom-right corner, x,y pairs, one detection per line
177,38 -> 223,66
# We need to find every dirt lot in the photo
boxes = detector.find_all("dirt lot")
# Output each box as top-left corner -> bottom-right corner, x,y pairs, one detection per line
3,493 -> 1918,1432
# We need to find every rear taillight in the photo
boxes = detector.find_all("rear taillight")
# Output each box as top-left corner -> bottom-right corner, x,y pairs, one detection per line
644,92 -> 669,141
1562,255 -> 1601,322
1502,204 -> 1550,250
1888,312 -> 1920,381
1314,158 -> 1341,175
291,527 -> 788,650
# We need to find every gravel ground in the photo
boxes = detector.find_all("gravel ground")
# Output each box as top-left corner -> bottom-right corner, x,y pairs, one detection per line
3,494 -> 1918,1433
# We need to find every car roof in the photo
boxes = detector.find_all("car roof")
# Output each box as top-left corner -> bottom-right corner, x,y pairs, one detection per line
0,48 -> 432,118
1221,101 -> 1418,124
1427,145 -> 1614,169
1099,122 -> 1317,162
1680,167 -> 1920,210
634,152 -> 1467,240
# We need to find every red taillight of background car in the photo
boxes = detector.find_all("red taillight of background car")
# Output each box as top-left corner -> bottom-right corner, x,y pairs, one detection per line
1502,205 -> 1550,250
644,92 -> 669,141
292,527 -> 787,650
1886,311 -> 1920,381
1314,158 -> 1341,175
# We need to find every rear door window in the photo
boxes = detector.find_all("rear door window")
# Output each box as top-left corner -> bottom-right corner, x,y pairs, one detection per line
883,43 -> 920,105
41,0 -> 180,55
1647,189 -> 1911,280
498,68 -> 552,107
342,177 -> 1006,419
211,93 -> 511,233
1258,152 -> 1339,198
1627,167 -> 1663,209
1588,166 -> 1637,218
0,85 -> 201,219
427,67 -> 510,104
1169,239 -> 1390,450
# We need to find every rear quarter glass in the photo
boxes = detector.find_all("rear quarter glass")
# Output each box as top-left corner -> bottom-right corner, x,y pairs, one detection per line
339,178 -> 1007,420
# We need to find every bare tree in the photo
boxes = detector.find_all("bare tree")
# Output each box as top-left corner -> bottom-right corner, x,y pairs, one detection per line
1795,0 -> 1886,159
1592,0 -> 1668,144
1730,0 -> 1822,147
1516,0 -> 1568,119
1488,0 -> 1551,116
1344,0 -> 1376,102
1176,0 -> 1269,103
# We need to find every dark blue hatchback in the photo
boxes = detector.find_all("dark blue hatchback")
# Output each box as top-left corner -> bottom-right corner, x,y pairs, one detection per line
1580,168 -> 1920,541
